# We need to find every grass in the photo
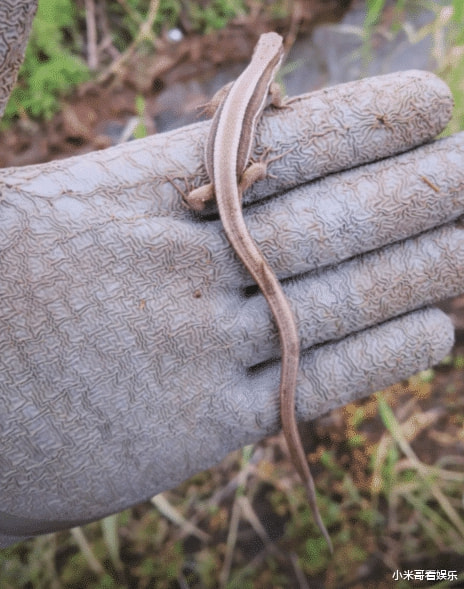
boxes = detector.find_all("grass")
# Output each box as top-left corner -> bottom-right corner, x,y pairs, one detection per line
2,0 -> 89,127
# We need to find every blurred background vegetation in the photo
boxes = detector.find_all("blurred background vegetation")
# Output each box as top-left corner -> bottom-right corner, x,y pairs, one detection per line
0,0 -> 463,587
3,0 -> 464,132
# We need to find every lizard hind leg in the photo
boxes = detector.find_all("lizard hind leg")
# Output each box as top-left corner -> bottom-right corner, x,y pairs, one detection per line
167,176 -> 215,212
240,161 -> 268,194
240,144 -> 295,197
185,182 -> 215,211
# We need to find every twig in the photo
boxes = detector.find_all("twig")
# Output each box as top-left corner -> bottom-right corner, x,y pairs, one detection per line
151,493 -> 210,542
116,0 -> 143,24
97,0 -> 160,83
96,0 -> 121,61
219,497 -> 241,589
70,527 -> 105,574
289,552 -> 312,589
85,0 -> 98,70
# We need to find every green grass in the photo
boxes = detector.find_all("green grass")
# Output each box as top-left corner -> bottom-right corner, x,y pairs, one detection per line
3,0 -> 89,126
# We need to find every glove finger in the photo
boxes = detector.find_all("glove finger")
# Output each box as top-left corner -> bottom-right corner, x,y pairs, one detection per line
238,307 -> 453,436
234,220 -> 462,367
250,70 -> 452,204
177,70 -> 452,212
232,132 -> 464,285
5,71 -> 450,223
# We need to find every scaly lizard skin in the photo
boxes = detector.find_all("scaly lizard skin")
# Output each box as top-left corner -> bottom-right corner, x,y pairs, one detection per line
185,32 -> 333,552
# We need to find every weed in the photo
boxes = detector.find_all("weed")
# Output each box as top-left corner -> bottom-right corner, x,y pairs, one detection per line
3,0 -> 89,127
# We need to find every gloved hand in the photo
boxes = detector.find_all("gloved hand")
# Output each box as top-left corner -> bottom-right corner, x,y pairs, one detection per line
1,61 -> 463,546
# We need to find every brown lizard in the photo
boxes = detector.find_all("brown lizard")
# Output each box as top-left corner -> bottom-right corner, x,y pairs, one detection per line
184,32 -> 332,552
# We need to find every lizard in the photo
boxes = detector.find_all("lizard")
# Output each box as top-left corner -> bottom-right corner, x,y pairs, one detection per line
184,32 -> 333,553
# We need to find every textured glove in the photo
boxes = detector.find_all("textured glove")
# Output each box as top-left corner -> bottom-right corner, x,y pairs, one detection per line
0,9 -> 463,546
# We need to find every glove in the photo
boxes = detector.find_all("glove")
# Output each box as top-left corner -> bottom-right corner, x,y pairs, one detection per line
1,58 -> 463,546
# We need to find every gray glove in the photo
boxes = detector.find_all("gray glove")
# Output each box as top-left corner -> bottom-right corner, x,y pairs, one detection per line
1,10 -> 463,546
